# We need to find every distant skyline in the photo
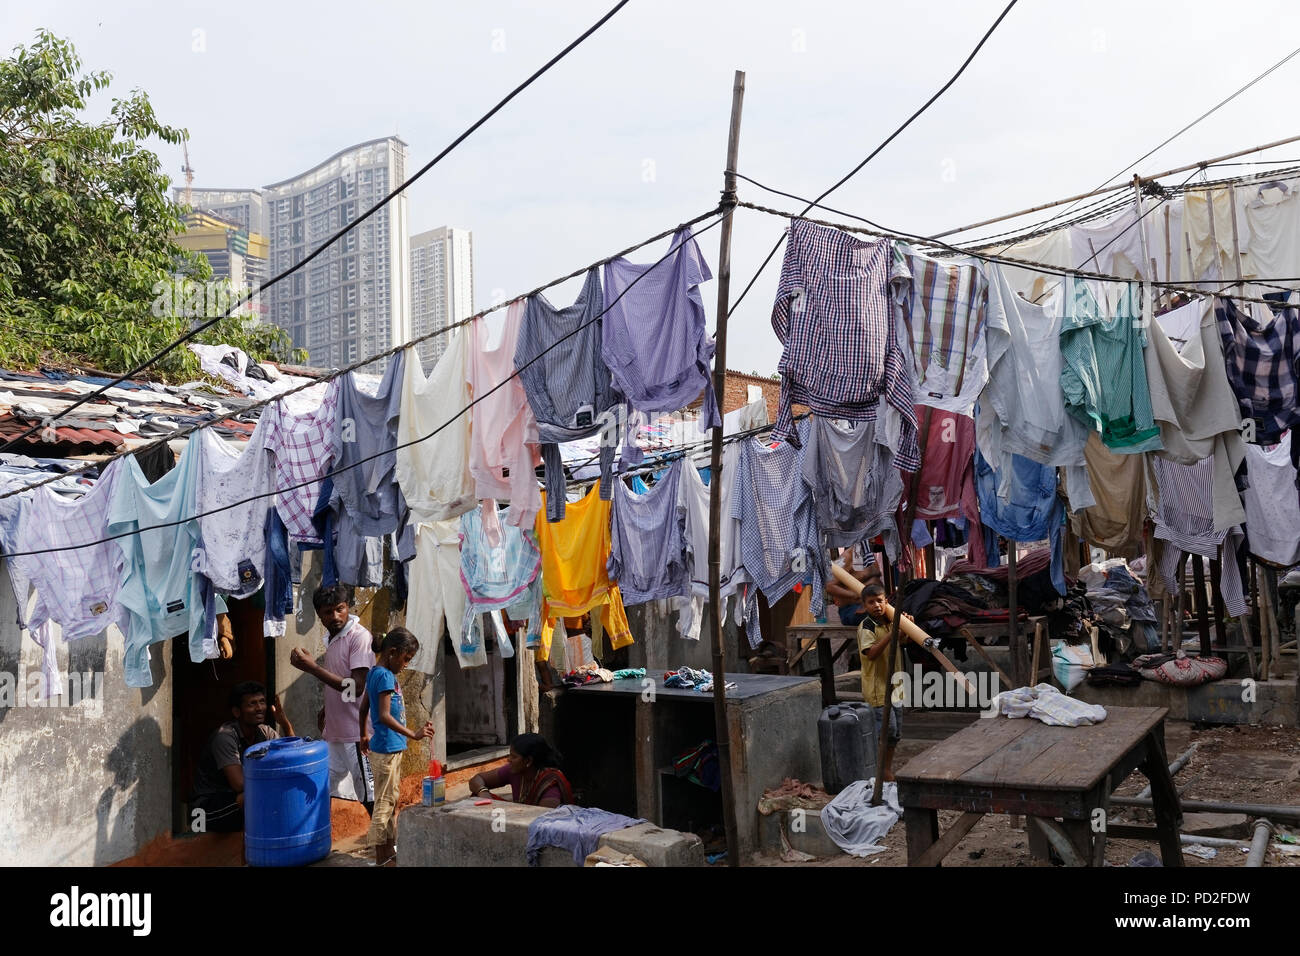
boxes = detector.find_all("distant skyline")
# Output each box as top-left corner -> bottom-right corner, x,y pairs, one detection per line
4,1 -> 1300,373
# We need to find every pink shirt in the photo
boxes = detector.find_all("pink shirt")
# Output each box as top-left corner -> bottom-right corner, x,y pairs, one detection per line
468,300 -> 542,528
322,616 -> 374,743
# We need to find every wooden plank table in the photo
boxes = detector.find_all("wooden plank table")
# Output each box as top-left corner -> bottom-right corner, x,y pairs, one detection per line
895,705 -> 1182,866
786,624 -> 858,706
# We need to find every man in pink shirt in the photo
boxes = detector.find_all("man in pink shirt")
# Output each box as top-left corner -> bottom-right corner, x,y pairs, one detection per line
290,584 -> 376,814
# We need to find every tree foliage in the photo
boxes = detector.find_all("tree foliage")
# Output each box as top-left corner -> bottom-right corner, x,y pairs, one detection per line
0,31 -> 302,378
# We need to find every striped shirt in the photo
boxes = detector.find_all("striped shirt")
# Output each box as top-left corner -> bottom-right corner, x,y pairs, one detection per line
1059,278 -> 1162,453
770,220 -> 919,470
889,245 -> 989,415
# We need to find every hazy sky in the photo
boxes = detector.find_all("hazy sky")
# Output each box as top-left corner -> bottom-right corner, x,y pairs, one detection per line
5,1 -> 1299,374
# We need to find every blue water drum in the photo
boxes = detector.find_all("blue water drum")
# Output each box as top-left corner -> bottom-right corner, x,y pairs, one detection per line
243,736 -> 331,867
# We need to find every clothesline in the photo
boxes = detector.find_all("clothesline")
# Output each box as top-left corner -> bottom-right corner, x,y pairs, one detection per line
735,195 -> 1300,309
0,206 -> 726,506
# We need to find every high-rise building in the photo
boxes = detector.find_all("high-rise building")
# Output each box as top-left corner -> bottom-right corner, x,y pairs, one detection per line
175,187 -> 266,237
410,226 -> 474,369
262,137 -> 411,370
173,211 -> 270,313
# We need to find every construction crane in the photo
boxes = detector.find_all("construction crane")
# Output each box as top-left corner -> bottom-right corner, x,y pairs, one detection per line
181,137 -> 194,207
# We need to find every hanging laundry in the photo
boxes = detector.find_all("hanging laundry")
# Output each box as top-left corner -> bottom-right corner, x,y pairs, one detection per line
396,333 -> 476,527
1142,297 -> 1246,531
1068,202 -> 1172,281
458,502 -> 543,666
192,418 -> 275,599
107,442 -> 224,687
1242,434 -> 1300,566
466,305 -> 542,525
889,245 -> 989,415
898,406 -> 981,539
405,518 -> 467,673
263,378 -> 340,546
801,415 -> 902,555
769,219 -> 919,470
976,264 -> 1093,510
979,227 -> 1074,302
533,485 -> 633,661
132,441 -> 176,484
515,269 -> 619,522
325,353 -> 416,586
601,227 -> 719,455
732,420 -> 825,648
1059,278 -> 1162,453
608,458 -> 688,606
973,450 -> 1066,596
1181,186 -> 1249,282
263,507 -> 293,638
1151,456 -> 1247,617
1216,296 -> 1300,452
1064,432 -> 1150,558
10,461 -> 128,695
1243,181 -> 1300,290
678,443 -> 749,640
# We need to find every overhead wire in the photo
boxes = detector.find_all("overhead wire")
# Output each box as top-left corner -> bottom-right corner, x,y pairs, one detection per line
976,41 -> 1300,250
730,174 -> 1299,306
724,0 -> 1020,319
0,0 -> 634,454
0,210 -> 730,557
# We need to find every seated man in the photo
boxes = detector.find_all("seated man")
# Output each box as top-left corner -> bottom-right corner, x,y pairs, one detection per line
189,681 -> 294,832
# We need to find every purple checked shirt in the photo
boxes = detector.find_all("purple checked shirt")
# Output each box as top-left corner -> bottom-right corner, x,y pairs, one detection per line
770,219 -> 919,470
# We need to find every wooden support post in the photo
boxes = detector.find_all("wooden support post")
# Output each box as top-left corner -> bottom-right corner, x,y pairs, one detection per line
706,68 -> 745,868
1209,556 -> 1226,649
1174,555 -> 1187,650
1007,540 -> 1024,687
1191,555 -> 1212,659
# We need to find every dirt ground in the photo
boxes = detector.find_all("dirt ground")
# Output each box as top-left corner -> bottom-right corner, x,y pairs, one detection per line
750,718 -> 1300,868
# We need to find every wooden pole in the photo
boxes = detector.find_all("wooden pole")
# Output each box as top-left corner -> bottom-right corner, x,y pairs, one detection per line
1191,555 -> 1212,658
871,406 -> 934,807
1008,540 -> 1023,687
707,69 -> 744,868
1209,556 -> 1227,648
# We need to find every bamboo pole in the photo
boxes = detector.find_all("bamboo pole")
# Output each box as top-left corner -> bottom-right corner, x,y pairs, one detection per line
706,68 -> 745,868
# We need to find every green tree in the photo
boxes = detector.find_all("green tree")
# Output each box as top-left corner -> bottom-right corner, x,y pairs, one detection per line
0,30 -> 302,377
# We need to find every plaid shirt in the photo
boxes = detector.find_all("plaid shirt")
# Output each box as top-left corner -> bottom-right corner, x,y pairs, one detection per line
264,379 -> 340,544
771,220 -> 919,470
1216,295 -> 1300,445
890,245 -> 989,415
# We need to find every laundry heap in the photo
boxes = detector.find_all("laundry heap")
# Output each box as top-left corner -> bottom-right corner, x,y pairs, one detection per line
4,176 -> 1300,691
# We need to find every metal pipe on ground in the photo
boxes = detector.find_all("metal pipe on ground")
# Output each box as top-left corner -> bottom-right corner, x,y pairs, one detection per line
1109,796 -> 1300,824
1137,743 -> 1199,799
1179,834 -> 1250,849
1246,819 -> 1273,868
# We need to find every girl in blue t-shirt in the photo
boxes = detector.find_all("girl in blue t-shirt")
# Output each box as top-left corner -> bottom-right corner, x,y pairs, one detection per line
358,627 -> 433,865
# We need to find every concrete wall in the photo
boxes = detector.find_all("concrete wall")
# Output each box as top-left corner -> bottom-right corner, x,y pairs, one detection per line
0,582 -> 172,866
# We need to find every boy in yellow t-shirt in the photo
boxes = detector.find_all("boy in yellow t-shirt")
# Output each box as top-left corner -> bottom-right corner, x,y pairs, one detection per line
856,584 -> 903,781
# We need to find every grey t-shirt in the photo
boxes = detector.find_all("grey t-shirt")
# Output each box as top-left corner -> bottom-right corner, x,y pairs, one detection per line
192,720 -> 278,798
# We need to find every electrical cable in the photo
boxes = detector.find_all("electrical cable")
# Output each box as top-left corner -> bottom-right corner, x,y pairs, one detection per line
724,0 -> 1020,319
729,176 -> 1298,306
0,0 -> 634,454
0,205 -> 722,503
0,211 -> 729,557
976,42 -> 1300,249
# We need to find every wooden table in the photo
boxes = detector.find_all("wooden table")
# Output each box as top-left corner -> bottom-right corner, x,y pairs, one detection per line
785,624 -> 858,706
895,705 -> 1182,867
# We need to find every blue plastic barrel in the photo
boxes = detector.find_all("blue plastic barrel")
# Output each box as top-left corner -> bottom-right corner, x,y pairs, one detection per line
243,736 -> 331,867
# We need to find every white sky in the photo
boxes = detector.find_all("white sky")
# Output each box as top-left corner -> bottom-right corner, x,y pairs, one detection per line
5,0 -> 1300,374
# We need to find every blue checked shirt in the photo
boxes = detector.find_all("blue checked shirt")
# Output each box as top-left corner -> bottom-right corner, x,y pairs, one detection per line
1216,295 -> 1300,446
770,220 -> 919,470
